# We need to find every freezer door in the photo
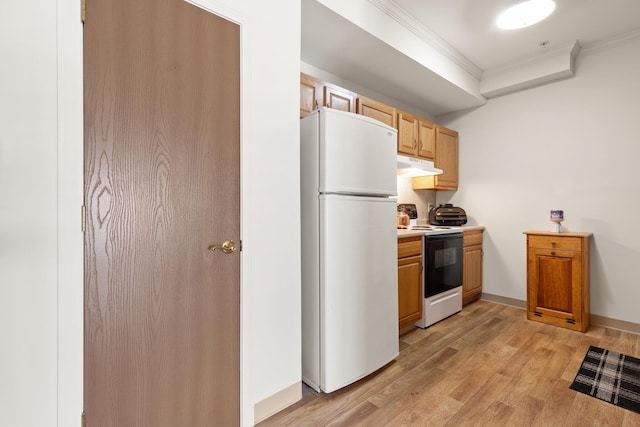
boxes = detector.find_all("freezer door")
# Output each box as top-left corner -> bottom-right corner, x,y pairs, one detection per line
319,194 -> 399,392
319,109 -> 397,197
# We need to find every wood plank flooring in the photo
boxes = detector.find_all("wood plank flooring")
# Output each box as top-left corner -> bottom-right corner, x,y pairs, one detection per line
258,300 -> 640,426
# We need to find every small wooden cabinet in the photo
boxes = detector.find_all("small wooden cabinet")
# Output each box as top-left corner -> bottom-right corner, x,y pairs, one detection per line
524,231 -> 592,332
396,111 -> 435,160
398,236 -> 423,329
356,96 -> 396,128
462,228 -> 484,305
412,125 -> 458,190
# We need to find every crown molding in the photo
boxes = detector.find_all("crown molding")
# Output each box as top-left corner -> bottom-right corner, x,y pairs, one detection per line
480,40 -> 580,98
482,40 -> 581,77
580,28 -> 640,57
367,0 -> 483,80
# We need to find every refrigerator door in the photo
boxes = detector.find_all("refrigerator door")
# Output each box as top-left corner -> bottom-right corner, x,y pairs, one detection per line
318,108 -> 397,197
319,194 -> 399,392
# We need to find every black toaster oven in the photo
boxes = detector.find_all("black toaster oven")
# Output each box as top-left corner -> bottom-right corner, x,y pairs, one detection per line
428,204 -> 467,226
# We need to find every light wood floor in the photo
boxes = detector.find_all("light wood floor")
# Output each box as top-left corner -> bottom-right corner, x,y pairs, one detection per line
258,300 -> 640,426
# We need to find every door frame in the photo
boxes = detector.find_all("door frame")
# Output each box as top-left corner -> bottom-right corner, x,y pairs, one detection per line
57,0 -> 253,424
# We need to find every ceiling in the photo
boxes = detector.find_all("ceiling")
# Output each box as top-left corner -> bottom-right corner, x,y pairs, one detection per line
394,0 -> 640,71
301,0 -> 640,115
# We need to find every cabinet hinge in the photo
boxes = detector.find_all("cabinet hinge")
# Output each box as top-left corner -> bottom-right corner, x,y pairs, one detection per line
566,318 -> 576,324
239,240 -> 243,252
82,411 -> 86,427
81,205 -> 86,233
534,311 -> 542,317
81,0 -> 86,23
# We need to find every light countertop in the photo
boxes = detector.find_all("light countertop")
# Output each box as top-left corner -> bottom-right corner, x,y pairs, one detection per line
397,225 -> 485,239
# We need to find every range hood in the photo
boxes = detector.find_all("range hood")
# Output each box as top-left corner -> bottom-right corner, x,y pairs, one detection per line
397,154 -> 443,177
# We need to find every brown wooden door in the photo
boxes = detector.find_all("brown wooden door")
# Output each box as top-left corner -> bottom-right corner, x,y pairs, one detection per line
83,0 -> 240,425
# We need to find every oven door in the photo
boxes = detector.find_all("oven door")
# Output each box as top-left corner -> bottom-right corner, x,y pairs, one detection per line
424,233 -> 463,298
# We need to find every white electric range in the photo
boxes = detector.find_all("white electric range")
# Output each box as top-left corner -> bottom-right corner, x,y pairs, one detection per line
397,203 -> 465,329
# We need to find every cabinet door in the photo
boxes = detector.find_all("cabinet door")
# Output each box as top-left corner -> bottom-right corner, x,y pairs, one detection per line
411,125 -> 459,190
463,244 -> 482,304
397,112 -> 418,155
417,120 -> 435,160
300,73 -> 321,118
356,96 -> 396,128
528,248 -> 583,323
433,126 -> 458,190
323,83 -> 355,113
398,255 -> 422,328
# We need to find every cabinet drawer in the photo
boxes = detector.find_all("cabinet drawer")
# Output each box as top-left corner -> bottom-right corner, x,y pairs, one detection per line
398,236 -> 422,258
463,230 -> 483,247
528,235 -> 582,251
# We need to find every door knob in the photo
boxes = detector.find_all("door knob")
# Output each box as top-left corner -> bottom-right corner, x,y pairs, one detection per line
208,240 -> 236,254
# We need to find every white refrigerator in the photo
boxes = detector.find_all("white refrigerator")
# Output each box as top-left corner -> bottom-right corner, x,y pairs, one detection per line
301,108 -> 399,393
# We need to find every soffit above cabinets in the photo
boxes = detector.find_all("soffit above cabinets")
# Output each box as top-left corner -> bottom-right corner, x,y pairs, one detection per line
301,0 -> 640,116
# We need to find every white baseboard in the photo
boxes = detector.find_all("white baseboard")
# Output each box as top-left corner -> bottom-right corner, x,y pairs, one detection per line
253,381 -> 301,424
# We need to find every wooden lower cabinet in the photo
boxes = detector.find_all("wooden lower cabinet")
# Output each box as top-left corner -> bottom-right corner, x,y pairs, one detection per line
398,236 -> 423,329
524,231 -> 592,332
462,228 -> 484,305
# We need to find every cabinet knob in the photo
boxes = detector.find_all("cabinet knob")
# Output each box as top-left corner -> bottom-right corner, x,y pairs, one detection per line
413,139 -> 417,149
550,251 -> 556,256
551,241 -> 556,246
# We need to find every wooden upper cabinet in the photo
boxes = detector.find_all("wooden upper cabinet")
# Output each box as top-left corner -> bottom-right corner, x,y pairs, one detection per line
433,126 -> 458,189
397,112 -> 418,156
300,73 -> 321,118
412,125 -> 458,190
418,120 -> 435,159
323,83 -> 355,113
356,96 -> 396,128
397,111 -> 435,161
300,73 -> 355,117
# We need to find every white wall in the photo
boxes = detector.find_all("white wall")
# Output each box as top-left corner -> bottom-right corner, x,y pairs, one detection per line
236,0 -> 302,418
0,1 -> 59,426
438,36 -> 640,324
1,0 -> 301,425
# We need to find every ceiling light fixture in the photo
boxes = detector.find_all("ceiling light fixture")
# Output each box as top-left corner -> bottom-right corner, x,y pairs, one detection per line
497,0 -> 556,30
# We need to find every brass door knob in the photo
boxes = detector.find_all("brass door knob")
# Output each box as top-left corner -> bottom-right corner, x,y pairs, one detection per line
208,240 -> 236,254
